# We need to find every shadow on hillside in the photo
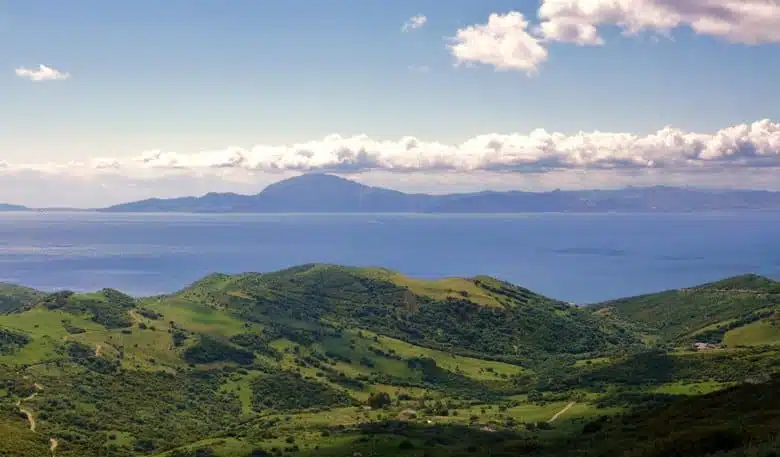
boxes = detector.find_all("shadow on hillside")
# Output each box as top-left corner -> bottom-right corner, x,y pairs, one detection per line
318,420 -> 538,457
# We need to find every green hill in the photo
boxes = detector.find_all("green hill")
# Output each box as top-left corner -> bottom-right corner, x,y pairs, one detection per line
0,266 -> 779,457
167,264 -> 640,362
591,274 -> 780,344
0,283 -> 47,313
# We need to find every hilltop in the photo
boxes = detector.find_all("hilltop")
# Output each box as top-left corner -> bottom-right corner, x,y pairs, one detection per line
99,174 -> 780,213
592,274 -> 780,345
1,266 -> 780,457
0,203 -> 28,211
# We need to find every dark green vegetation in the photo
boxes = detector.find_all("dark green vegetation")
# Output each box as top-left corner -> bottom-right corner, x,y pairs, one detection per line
1,266 -> 779,457
594,274 -> 780,343
0,283 -> 45,313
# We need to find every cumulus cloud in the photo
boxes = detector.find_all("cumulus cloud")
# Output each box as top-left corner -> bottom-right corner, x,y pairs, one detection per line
6,120 -> 780,178
402,15 -> 427,32
15,64 -> 70,82
449,12 -> 547,74
450,1 -> 780,72
538,0 -> 780,45
3,119 -> 780,206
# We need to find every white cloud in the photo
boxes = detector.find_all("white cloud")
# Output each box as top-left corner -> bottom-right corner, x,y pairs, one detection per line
450,2 -> 780,72
402,15 -> 427,32
6,119 -> 780,178
408,65 -> 430,73
5,120 -> 780,205
15,64 -> 70,82
449,12 -> 548,74
538,0 -> 780,45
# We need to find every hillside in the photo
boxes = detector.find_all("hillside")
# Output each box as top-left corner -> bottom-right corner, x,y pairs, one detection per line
1,267 -> 780,456
0,203 -> 28,211
100,174 -> 780,213
554,373 -> 780,457
0,283 -> 47,313
169,264 -> 640,362
591,274 -> 780,344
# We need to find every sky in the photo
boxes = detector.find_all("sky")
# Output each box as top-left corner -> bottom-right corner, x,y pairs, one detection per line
2,0 -> 780,207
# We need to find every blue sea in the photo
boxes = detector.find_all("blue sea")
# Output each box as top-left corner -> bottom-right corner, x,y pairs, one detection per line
0,212 -> 777,304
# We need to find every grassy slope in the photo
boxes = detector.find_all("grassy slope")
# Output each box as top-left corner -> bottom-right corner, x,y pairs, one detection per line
573,374 -> 780,457
0,283 -> 47,313
0,266 -> 779,457
0,409 -> 51,457
591,274 -> 780,343
723,315 -> 780,346
2,266 -> 609,456
173,263 -> 640,362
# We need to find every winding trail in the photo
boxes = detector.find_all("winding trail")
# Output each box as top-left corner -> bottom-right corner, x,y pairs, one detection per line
15,384 -> 41,432
19,407 -> 36,432
549,402 -> 576,423
15,381 -> 58,454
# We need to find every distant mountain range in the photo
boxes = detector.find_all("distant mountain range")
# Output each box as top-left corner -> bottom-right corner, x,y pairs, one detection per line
0,203 -> 29,212
4,173 -> 780,213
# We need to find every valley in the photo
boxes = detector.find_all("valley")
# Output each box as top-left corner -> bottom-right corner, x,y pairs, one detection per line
1,264 -> 779,456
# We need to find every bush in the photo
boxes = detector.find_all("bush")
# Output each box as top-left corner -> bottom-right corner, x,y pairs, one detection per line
183,336 -> 255,365
398,440 -> 415,450
367,392 -> 392,409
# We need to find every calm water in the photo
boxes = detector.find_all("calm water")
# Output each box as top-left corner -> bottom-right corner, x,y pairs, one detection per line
0,212 -> 777,304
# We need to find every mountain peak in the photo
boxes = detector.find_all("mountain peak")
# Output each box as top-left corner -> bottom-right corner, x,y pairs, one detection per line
260,173 -> 369,195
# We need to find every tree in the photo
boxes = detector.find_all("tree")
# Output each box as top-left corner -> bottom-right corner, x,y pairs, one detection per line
367,392 -> 392,409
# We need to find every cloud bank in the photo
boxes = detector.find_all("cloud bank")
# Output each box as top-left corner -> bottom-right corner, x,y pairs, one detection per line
451,0 -> 780,72
7,119 -> 780,176
15,64 -> 70,82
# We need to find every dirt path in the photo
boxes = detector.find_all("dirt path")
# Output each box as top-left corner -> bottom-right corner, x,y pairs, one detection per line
19,407 -> 36,432
549,402 -> 576,423
16,385 -> 41,432
15,382 -> 58,452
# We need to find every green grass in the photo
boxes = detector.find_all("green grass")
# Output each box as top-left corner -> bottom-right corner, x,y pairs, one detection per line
220,370 -> 265,417
723,318 -> 780,346
0,308 -> 104,337
105,430 -> 135,447
593,274 -> 780,342
650,380 -> 732,395
145,297 -> 252,336
0,308 -> 105,364
372,333 -> 525,380
360,268 -> 504,308
69,326 -> 184,371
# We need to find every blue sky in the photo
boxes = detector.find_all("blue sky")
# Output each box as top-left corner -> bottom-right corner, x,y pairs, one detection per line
1,0 -> 780,206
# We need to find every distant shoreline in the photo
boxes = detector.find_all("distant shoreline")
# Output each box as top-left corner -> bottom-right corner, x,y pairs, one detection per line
3,209 -> 780,215
6,174 -> 780,213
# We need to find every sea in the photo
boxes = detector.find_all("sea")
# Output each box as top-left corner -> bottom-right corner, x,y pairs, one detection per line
0,211 -> 777,304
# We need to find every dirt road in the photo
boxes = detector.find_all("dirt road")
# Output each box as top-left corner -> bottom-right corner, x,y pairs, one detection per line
549,402 -> 576,423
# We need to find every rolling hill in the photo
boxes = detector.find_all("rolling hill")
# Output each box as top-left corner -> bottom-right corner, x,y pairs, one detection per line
591,274 -> 780,344
0,283 -> 47,313
1,266 -> 779,457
